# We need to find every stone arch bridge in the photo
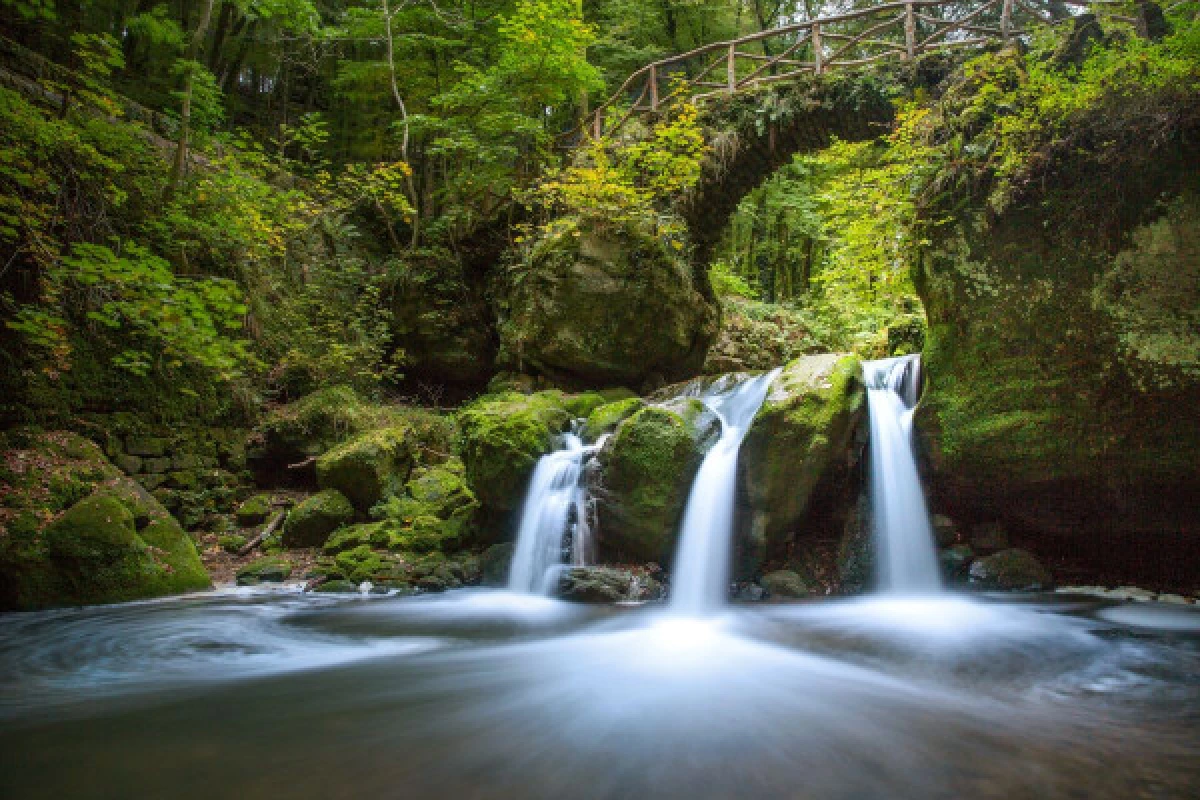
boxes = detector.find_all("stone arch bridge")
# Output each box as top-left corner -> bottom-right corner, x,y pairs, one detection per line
576,0 -> 1145,263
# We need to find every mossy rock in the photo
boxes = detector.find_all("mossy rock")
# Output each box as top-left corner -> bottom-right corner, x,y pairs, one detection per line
912,102 -> 1200,565
376,459 -> 480,550
582,397 -> 645,442
479,542 -> 514,587
323,522 -> 391,555
236,556 -> 293,586
968,548 -> 1053,591
282,490 -> 354,548
499,218 -> 719,387
218,533 -> 248,554
333,545 -> 405,585
316,427 -> 414,512
456,391 -> 572,511
563,388 -> 636,419
235,493 -> 272,526
0,431 -> 210,610
594,403 -> 715,563
737,355 -> 864,577
760,570 -> 811,599
313,579 -> 359,593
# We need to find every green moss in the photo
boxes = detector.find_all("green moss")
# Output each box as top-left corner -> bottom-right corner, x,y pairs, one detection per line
0,431 -> 211,610
323,522 -> 390,555
582,397 -> 645,441
738,355 -> 864,574
218,533 -> 248,553
499,218 -> 719,386
315,427 -> 414,512
596,405 -> 707,562
333,545 -> 392,584
236,556 -> 293,586
235,493 -> 272,526
562,388 -> 635,419
281,489 -> 355,548
456,391 -> 572,511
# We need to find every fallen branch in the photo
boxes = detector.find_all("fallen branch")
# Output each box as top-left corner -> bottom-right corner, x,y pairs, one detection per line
238,509 -> 286,556
287,455 -> 317,470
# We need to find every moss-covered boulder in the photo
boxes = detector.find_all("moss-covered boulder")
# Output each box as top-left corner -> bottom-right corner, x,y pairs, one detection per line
282,490 -> 354,548
581,397 -> 645,442
594,402 -> 717,563
736,355 -> 865,578
910,41 -> 1200,585
500,218 -> 719,388
315,427 -> 414,512
236,556 -> 293,586
0,431 -> 210,610
376,459 -> 480,550
457,391 -> 572,511
235,493 -> 272,526
968,549 -> 1053,591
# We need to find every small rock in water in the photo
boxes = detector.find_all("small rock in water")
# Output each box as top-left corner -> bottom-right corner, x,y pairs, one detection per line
1157,593 -> 1194,606
938,544 -> 975,585
732,582 -> 766,602
558,566 -> 641,603
760,570 -> 810,599
968,548 -> 1052,591
1108,586 -> 1158,603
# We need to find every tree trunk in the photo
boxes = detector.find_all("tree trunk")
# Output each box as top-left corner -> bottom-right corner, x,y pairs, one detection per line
167,0 -> 217,198
382,0 -> 420,249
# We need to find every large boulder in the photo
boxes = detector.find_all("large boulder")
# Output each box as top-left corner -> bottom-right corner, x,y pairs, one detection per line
456,391 -> 572,512
736,355 -> 865,577
499,219 -> 719,388
0,431 -> 210,610
282,489 -> 355,548
316,427 -> 414,512
913,110 -> 1200,583
594,401 -> 719,563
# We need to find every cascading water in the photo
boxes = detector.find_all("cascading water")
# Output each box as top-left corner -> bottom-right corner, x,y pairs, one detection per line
862,354 -> 941,593
669,368 -> 782,614
507,431 -> 601,594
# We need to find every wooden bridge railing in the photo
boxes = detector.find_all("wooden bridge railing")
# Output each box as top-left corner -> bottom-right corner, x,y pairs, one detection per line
579,0 -> 1179,141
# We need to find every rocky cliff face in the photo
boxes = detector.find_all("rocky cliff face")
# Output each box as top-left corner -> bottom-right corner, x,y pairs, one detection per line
914,115 -> 1200,583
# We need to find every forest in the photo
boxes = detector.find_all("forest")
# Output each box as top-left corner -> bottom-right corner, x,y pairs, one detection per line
0,1 -> 1198,797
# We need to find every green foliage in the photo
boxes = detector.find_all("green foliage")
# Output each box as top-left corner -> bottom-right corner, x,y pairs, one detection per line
911,16 -> 1200,215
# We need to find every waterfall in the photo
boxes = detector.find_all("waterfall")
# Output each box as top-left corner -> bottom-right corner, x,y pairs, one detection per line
507,431 -> 600,594
670,368 -> 782,614
862,355 -> 941,593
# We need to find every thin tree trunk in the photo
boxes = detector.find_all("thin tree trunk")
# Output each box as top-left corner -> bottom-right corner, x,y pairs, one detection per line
167,0 -> 217,198
382,0 -> 420,248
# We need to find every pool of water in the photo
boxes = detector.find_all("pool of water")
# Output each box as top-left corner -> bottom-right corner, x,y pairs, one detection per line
2,588 -> 1198,799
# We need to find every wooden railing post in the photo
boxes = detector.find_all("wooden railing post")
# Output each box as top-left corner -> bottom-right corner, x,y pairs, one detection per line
905,3 -> 917,59
812,23 -> 823,74
649,65 -> 659,111
727,44 -> 737,93
1001,0 -> 1014,40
